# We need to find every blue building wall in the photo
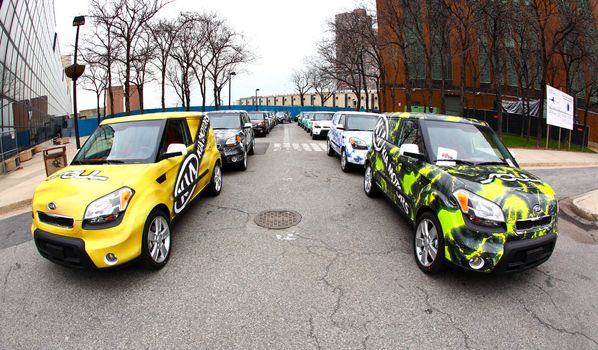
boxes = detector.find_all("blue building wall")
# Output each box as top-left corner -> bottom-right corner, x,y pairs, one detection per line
78,105 -> 360,136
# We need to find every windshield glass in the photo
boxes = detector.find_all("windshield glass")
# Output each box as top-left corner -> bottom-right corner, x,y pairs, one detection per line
248,113 -> 265,121
210,113 -> 241,129
314,113 -> 334,121
423,121 -> 513,165
73,120 -> 163,165
346,115 -> 378,131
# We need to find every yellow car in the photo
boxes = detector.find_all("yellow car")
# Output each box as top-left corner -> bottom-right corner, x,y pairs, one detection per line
31,112 -> 222,269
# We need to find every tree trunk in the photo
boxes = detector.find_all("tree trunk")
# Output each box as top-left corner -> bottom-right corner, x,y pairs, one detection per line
161,67 -> 166,111
96,94 -> 101,125
124,40 -> 132,114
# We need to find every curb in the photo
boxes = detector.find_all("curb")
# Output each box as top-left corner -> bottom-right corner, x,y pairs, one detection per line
519,162 -> 598,169
0,199 -> 32,216
571,191 -> 598,222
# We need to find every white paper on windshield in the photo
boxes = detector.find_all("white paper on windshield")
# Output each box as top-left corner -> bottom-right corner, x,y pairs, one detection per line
436,147 -> 458,166
506,159 -> 515,168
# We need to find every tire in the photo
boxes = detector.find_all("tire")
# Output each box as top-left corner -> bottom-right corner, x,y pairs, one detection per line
248,141 -> 255,155
364,163 -> 379,197
238,149 -> 248,171
311,132 -> 315,139
327,139 -> 335,156
340,148 -> 351,173
141,209 -> 172,270
207,162 -> 222,196
414,212 -> 445,274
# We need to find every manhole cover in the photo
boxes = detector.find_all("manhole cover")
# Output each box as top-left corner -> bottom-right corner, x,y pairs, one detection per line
254,209 -> 302,229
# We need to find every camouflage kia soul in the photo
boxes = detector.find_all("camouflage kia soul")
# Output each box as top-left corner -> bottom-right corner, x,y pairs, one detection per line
364,112 -> 558,274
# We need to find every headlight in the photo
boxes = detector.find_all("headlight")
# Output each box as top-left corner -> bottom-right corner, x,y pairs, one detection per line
225,135 -> 241,147
349,137 -> 368,150
453,189 -> 504,227
84,187 -> 134,224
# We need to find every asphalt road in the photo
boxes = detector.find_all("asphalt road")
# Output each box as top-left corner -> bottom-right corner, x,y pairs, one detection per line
1,123 -> 597,349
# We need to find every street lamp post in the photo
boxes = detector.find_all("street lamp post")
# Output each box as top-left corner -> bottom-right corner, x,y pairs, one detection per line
228,72 -> 236,110
255,88 -> 260,111
65,15 -> 86,149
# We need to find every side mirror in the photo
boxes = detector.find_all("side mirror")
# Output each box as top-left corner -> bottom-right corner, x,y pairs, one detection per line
161,143 -> 187,160
244,122 -> 253,129
336,124 -> 344,130
399,144 -> 424,160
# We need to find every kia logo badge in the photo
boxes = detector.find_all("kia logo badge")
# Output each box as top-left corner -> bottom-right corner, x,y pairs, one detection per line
48,202 -> 57,210
533,205 -> 542,214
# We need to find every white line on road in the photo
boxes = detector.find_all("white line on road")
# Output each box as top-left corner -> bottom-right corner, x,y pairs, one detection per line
310,143 -> 322,152
302,144 -> 312,152
273,143 -> 281,151
283,143 -> 291,151
292,143 -> 301,151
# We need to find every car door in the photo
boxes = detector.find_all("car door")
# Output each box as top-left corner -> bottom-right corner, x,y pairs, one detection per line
157,119 -> 193,216
391,119 -> 427,219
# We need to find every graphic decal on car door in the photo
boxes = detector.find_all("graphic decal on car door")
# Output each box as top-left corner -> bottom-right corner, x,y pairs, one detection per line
173,115 -> 210,214
374,115 -> 410,216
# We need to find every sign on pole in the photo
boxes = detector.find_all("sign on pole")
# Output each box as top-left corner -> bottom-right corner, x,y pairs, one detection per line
546,85 -> 574,130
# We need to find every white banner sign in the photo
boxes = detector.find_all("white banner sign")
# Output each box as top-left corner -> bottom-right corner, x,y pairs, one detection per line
546,85 -> 574,130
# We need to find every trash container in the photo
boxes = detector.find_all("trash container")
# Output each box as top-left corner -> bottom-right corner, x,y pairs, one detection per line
43,145 -> 67,176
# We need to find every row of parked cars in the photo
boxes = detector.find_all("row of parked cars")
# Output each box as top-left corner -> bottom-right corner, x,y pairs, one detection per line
297,110 -> 558,275
207,110 -> 291,170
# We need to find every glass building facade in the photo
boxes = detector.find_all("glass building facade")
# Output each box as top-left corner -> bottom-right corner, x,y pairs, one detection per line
0,0 -> 70,169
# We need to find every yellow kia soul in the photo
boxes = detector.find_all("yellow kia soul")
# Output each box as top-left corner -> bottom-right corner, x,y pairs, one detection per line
31,112 -> 222,269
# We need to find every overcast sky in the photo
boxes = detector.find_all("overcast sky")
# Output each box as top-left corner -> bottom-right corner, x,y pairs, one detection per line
54,0 -> 364,112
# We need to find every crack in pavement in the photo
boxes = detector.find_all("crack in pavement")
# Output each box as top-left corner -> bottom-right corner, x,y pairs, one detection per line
519,299 -> 598,346
1,265 -> 13,303
417,286 -> 472,350
307,314 -> 322,350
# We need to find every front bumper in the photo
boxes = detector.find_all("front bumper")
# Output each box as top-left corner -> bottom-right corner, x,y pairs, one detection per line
344,146 -> 368,166
218,146 -> 245,164
312,127 -> 329,136
252,126 -> 267,135
439,208 -> 558,273
32,210 -> 145,269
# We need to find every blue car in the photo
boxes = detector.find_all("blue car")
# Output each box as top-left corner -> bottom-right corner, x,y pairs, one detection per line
327,112 -> 382,172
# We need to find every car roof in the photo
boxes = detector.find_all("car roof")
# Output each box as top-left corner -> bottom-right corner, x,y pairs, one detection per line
207,110 -> 248,114
101,112 -> 204,125
385,112 -> 488,126
336,111 -> 383,117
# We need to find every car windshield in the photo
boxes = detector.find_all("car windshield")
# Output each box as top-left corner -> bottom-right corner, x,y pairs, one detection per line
314,113 -> 334,121
210,113 -> 241,129
248,113 -> 265,121
346,115 -> 378,131
423,121 -> 514,166
73,120 -> 163,165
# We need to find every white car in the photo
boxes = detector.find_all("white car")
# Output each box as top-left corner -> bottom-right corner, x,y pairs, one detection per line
310,112 -> 336,139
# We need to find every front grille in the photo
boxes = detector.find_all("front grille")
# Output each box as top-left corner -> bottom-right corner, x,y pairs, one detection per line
38,212 -> 74,228
515,216 -> 552,232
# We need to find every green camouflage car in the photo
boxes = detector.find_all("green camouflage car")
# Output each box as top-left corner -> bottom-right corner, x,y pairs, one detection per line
364,112 -> 558,274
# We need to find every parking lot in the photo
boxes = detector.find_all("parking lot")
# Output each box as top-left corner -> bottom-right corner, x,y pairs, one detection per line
1,122 -> 598,349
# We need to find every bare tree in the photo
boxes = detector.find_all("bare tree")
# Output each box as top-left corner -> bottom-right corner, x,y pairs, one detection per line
89,0 -> 120,116
131,27 -> 157,112
309,66 -> 335,107
150,18 -> 180,111
206,16 -> 253,110
169,14 -> 200,110
80,63 -> 107,124
291,69 -> 313,107
111,0 -> 170,114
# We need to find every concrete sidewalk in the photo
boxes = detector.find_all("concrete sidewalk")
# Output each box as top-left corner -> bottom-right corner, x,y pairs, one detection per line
572,190 -> 598,222
0,143 -> 597,220
0,137 -> 83,217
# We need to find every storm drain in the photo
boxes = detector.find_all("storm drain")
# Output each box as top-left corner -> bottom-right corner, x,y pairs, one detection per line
254,209 -> 302,229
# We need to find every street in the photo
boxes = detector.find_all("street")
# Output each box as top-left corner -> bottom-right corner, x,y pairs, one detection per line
1,123 -> 598,349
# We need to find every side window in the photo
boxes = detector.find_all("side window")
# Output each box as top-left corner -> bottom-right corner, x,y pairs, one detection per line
397,120 -> 425,153
161,119 -> 191,154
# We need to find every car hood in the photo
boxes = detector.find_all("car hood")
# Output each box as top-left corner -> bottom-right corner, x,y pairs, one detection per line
33,164 -> 153,221
313,120 -> 332,127
342,130 -> 373,145
442,165 -> 557,222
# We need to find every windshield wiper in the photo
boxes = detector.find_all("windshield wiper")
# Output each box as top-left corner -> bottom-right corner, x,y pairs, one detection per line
73,159 -> 124,165
434,159 -> 476,166
476,161 -> 508,166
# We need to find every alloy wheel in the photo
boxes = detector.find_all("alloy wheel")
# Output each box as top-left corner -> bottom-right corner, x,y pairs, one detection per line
148,216 -> 171,264
415,219 -> 439,267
